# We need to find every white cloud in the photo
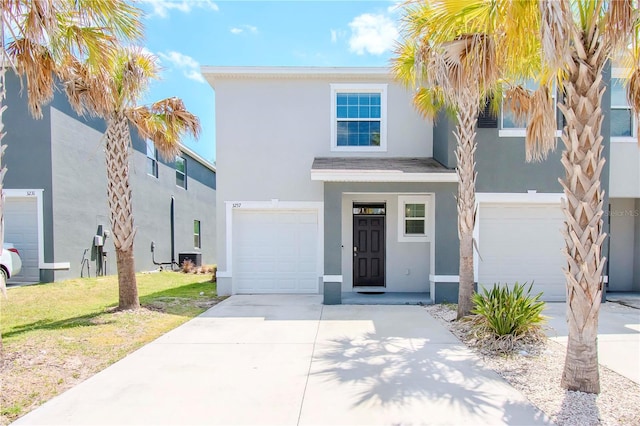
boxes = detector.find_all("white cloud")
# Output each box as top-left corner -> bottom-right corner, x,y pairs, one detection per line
142,0 -> 219,19
229,24 -> 258,35
330,29 -> 338,43
157,51 -> 205,84
348,13 -> 398,55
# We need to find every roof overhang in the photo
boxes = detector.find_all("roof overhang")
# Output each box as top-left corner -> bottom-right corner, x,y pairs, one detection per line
311,169 -> 458,183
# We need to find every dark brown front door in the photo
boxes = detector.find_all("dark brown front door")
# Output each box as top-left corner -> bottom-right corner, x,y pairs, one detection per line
353,215 -> 385,287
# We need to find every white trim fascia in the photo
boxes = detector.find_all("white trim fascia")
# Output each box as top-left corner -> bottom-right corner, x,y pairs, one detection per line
311,170 -> 458,183
429,274 -> 460,283
323,275 -> 343,283
611,136 -> 638,144
179,144 -> 216,172
224,201 -> 324,289
3,189 -> 70,270
499,129 -> 562,138
475,192 -> 565,204
202,66 -> 389,82
217,271 -> 232,278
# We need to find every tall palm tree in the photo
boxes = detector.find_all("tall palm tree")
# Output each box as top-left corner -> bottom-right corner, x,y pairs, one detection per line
0,0 -> 141,359
401,0 -> 640,394
392,2 -> 548,319
64,47 -> 200,310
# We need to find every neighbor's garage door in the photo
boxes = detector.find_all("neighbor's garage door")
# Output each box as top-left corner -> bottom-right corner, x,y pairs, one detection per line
233,209 -> 319,293
478,203 -> 565,301
5,197 -> 40,283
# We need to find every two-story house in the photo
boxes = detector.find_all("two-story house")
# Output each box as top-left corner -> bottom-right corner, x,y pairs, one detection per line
204,66 -> 639,302
4,71 -> 217,283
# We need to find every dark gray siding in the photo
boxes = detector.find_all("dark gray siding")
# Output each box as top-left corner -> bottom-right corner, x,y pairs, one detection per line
432,110 -> 457,169
3,72 -> 55,281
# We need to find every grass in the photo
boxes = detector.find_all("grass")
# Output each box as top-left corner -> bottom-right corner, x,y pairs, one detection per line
0,271 -> 221,425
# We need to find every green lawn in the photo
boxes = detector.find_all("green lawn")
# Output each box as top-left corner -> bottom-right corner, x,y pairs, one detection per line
0,271 -> 221,425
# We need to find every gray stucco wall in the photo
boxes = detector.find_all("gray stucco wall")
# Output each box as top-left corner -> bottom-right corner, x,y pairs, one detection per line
49,107 -> 216,281
212,74 -> 434,274
3,72 -> 55,282
608,198 -> 637,291
323,182 -> 459,289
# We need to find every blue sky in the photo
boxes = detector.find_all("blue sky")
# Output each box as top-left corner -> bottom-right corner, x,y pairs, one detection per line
138,0 -> 402,163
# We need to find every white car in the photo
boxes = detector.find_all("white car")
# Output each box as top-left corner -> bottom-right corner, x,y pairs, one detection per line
1,243 -> 22,282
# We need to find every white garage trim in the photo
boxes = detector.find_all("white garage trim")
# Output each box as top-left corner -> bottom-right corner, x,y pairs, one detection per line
221,200 -> 324,279
4,189 -> 70,270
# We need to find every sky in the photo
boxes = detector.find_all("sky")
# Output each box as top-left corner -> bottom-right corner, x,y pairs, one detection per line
138,0 -> 403,164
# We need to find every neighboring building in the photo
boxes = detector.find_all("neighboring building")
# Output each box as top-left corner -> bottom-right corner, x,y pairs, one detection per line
203,66 -> 640,301
3,72 -> 216,283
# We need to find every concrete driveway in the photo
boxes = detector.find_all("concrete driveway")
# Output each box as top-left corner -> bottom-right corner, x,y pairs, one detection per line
543,301 -> 640,384
13,295 -> 550,426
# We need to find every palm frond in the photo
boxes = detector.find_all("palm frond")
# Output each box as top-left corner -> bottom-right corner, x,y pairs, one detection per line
539,0 -> 573,72
504,85 -> 532,127
605,0 -> 635,50
127,97 -> 201,160
6,38 -> 55,119
627,67 -> 640,146
525,85 -> 557,162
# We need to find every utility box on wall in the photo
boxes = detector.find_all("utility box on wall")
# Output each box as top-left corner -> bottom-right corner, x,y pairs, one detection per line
178,252 -> 202,267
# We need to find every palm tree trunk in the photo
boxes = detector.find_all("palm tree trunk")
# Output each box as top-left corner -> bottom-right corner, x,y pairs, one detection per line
556,25 -> 607,395
105,113 -> 139,310
455,90 -> 479,319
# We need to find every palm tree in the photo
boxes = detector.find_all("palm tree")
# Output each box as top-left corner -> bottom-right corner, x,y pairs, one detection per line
64,47 -> 200,310
392,2 -> 549,319
399,0 -> 640,394
0,0 -> 141,359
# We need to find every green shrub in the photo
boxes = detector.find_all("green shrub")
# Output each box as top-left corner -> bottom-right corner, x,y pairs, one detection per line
471,282 -> 546,337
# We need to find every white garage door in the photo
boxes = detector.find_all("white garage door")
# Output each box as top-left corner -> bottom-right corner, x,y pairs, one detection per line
5,197 -> 40,283
478,203 -> 565,301
233,209 -> 319,293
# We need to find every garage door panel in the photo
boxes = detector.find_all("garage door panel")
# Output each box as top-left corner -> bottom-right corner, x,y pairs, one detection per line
5,197 -> 39,283
479,203 -> 565,301
233,209 -> 319,294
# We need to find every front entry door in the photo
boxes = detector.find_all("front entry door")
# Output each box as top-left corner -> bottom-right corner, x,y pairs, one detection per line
353,214 -> 385,287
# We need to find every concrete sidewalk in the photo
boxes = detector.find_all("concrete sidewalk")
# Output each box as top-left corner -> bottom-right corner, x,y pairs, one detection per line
13,295 -> 549,425
543,301 -> 640,384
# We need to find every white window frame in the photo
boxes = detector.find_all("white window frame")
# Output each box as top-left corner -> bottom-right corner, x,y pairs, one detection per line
398,195 -> 431,242
611,68 -> 637,143
330,83 -> 387,152
499,80 -> 561,138
176,155 -> 187,189
194,219 -> 201,249
146,140 -> 158,178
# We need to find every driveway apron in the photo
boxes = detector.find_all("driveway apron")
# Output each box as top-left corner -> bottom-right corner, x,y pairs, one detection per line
13,295 -> 549,425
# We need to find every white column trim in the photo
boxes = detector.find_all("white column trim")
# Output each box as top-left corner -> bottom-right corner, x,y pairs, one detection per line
429,274 -> 460,283
323,275 -> 343,283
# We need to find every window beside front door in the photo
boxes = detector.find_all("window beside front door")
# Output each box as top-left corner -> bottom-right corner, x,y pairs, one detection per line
331,84 -> 387,152
398,195 -> 431,242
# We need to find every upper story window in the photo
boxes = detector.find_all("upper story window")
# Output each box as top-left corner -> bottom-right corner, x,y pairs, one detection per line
331,84 -> 387,152
176,155 -> 187,189
611,77 -> 635,139
146,140 -> 158,178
